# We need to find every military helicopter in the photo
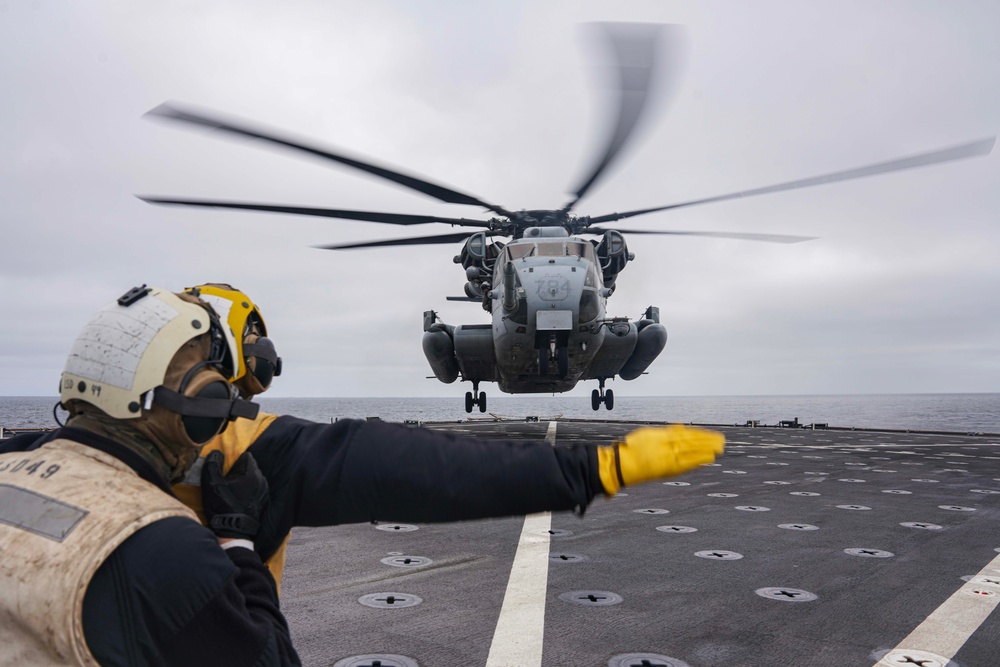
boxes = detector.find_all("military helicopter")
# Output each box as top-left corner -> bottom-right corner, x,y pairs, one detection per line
140,24 -> 994,412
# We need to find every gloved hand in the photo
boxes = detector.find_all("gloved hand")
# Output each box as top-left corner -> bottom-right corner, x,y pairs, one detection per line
201,450 -> 269,540
597,425 -> 725,495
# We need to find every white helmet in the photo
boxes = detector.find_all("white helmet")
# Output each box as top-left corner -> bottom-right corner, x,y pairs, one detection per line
60,285 -> 256,447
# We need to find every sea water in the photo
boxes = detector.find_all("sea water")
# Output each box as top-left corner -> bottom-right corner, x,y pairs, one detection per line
2,394 -> 997,433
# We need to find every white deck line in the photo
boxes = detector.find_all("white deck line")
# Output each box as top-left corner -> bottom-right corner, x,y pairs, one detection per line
875,552 -> 1000,666
484,421 -> 558,667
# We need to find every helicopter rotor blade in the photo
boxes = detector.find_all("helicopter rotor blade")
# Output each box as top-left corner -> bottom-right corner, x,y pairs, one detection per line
144,102 -> 514,217
562,23 -> 686,214
587,137 -> 995,225
316,231 -> 495,250
581,226 -> 817,243
137,196 -> 492,228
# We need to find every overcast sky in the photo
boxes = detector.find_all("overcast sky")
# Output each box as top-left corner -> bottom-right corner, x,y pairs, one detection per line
1,0 -> 997,398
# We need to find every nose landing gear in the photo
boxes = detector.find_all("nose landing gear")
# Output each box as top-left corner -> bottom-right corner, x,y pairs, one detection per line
465,381 -> 487,413
591,379 -> 614,411
538,335 -> 569,379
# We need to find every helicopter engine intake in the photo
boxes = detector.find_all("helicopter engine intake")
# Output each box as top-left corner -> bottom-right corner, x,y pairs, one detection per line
595,230 -> 634,289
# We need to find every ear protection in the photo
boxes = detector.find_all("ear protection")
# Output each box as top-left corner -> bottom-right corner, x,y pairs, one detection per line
186,284 -> 283,397
150,363 -> 257,446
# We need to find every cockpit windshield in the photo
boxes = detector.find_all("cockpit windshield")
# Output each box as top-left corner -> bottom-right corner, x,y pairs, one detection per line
505,243 -> 535,261
503,239 -> 597,261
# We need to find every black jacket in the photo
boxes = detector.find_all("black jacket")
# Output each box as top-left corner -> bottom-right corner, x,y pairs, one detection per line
246,416 -> 603,559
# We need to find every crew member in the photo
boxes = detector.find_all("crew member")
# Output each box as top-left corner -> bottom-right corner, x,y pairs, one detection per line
0,286 -> 300,666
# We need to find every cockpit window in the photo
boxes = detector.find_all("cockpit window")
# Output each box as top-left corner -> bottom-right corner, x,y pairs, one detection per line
536,242 -> 564,257
567,241 -> 595,260
505,243 -> 535,261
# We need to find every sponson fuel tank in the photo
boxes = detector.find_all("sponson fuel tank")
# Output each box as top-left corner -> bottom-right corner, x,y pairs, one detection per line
422,320 -> 459,384
618,320 -> 667,381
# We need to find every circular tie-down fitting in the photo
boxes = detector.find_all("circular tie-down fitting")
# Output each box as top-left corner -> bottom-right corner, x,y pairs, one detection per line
966,588 -> 998,598
882,490 -> 913,495
708,493 -> 739,498
778,523 -> 819,531
872,648 -> 956,667
971,489 -> 1000,494
838,478 -> 867,483
662,481 -> 690,486
358,592 -> 423,609
375,524 -> 419,533
938,505 -> 976,512
550,552 -> 589,563
333,655 -> 420,667
790,491 -> 821,497
755,587 -> 818,602
656,525 -> 698,534
911,478 -> 940,483
633,508 -> 670,515
695,550 -> 743,561
559,590 -> 623,606
763,481 -> 791,485
380,555 -> 433,568
836,505 -> 872,511
844,548 -> 895,558
901,522 -> 943,530
537,528 -> 573,538
735,505 -> 771,512
608,654 -> 691,667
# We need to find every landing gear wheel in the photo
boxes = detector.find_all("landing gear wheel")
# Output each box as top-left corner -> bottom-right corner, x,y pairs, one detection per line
479,392 -> 487,413
538,348 -> 549,376
605,389 -> 614,410
465,391 -> 473,413
591,389 -> 601,411
557,347 -> 569,379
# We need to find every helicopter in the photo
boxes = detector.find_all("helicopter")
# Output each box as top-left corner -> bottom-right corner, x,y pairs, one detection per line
139,23 -> 994,412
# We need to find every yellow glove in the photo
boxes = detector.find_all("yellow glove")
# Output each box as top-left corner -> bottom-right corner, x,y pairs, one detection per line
597,425 -> 725,495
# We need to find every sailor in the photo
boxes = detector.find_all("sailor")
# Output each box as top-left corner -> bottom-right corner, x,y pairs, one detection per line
0,286 -> 300,666
2,284 -> 727,598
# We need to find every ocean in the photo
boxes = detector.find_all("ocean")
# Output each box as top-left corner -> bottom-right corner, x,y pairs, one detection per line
1,393 -> 997,433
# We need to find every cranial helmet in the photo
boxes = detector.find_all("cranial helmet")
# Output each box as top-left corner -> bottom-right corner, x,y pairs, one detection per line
185,283 -> 282,398
60,285 -> 259,460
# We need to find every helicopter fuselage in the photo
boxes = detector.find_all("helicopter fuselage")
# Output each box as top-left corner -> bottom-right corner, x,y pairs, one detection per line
490,232 -> 604,392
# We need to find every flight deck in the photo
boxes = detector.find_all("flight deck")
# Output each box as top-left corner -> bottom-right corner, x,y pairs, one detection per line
279,419 -> 1000,667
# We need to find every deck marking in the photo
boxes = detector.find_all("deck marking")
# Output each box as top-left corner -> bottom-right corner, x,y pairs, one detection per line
874,552 -> 1000,666
544,420 -> 558,445
485,423 -> 556,667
